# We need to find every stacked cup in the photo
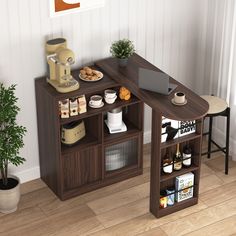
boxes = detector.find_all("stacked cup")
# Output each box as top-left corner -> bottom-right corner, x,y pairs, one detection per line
104,89 -> 117,104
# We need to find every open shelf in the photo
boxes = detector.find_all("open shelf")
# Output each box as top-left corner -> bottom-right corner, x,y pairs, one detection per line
158,197 -> 198,217
161,133 -> 201,149
105,163 -> 139,177
61,135 -> 99,154
104,119 -> 141,144
160,164 -> 198,182
60,96 -> 141,125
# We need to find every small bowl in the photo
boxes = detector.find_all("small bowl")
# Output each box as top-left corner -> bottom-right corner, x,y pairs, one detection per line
104,95 -> 117,104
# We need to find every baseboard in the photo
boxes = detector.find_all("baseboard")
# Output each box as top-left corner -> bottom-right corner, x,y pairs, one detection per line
15,166 -> 40,184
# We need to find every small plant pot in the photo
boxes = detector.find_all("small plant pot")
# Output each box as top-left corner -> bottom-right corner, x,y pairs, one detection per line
118,58 -> 128,67
0,175 -> 20,214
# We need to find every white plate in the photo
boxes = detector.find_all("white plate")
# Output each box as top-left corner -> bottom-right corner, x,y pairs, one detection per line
171,98 -> 187,106
79,71 -> 103,82
89,101 -> 104,108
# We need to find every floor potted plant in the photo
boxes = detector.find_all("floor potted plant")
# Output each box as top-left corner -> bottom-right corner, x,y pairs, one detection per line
110,39 -> 135,67
0,83 -> 27,213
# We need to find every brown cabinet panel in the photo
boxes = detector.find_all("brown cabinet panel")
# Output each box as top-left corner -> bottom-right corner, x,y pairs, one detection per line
63,146 -> 102,191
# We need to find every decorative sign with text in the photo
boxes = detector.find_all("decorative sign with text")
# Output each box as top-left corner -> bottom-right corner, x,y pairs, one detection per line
161,116 -> 196,143
50,0 -> 105,17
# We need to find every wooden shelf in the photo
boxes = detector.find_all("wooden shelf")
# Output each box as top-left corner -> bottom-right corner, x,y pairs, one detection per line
160,164 -> 198,182
61,135 -> 99,154
105,164 -> 139,178
35,69 -> 144,201
158,197 -> 198,218
60,96 -> 141,125
104,119 -> 141,144
161,133 -> 201,149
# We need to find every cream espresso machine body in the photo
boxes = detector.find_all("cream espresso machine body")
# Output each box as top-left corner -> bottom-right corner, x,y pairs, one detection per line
46,38 -> 79,93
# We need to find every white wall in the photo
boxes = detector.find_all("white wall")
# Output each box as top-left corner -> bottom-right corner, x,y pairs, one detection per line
197,0 -> 236,160
0,0 -> 205,183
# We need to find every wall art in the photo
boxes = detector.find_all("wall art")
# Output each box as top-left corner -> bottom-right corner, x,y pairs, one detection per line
50,0 -> 105,17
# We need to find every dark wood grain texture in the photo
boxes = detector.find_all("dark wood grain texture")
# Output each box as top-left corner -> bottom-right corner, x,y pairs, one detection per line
95,54 -> 209,121
96,54 -> 207,218
35,79 -> 62,197
35,64 -> 144,201
149,110 -> 162,217
35,53 -> 206,217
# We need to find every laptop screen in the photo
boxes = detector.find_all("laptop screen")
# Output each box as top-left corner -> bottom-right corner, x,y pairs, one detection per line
138,68 -> 177,95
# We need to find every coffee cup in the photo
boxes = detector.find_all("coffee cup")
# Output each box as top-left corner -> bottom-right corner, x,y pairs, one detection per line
105,95 -> 117,104
90,95 -> 102,107
174,92 -> 186,104
104,89 -> 116,99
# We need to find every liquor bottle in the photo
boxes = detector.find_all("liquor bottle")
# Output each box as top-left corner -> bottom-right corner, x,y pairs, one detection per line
162,149 -> 173,174
174,143 -> 182,170
183,142 -> 192,167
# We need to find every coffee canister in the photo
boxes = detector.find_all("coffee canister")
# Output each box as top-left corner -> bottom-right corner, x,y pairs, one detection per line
160,190 -> 167,209
166,187 -> 175,206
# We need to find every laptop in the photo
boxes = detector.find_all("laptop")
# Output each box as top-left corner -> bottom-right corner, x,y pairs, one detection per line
138,68 -> 177,95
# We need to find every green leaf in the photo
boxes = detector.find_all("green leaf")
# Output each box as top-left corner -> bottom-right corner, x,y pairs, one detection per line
110,39 -> 135,59
0,83 -> 27,186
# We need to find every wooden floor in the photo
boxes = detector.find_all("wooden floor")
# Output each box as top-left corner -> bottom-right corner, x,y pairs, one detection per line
1,142 -> 236,236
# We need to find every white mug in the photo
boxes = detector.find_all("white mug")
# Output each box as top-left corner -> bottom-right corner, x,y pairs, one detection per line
90,95 -> 102,106
174,92 -> 186,104
105,95 -> 117,104
104,89 -> 116,99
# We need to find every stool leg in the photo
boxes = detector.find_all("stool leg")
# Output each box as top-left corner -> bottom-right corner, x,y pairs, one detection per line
208,116 -> 213,159
225,107 -> 230,175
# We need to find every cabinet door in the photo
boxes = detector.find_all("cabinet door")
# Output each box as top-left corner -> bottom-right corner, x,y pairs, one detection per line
105,135 -> 142,174
62,146 -> 102,191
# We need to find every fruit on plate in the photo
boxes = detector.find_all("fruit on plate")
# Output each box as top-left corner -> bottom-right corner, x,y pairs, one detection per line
79,67 -> 103,81
119,87 -> 131,100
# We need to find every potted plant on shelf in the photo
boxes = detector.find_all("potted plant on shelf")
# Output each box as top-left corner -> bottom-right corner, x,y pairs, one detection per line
0,83 -> 27,213
110,39 -> 135,67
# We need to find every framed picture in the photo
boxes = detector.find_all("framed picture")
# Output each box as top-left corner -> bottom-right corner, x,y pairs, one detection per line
50,0 -> 105,17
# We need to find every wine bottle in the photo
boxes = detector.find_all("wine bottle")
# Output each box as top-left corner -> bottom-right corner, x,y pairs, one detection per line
174,143 -> 182,170
183,142 -> 192,167
162,149 -> 173,174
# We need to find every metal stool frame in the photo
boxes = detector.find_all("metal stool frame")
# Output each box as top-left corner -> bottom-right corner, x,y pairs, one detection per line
202,107 -> 230,174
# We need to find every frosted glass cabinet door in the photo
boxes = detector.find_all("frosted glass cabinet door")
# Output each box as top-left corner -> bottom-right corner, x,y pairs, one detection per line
105,138 -> 138,172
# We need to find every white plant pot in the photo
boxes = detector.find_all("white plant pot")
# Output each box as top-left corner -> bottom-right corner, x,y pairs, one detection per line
0,175 -> 20,214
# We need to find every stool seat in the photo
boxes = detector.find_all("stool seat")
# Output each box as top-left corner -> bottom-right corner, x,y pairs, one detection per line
201,95 -> 230,175
201,95 -> 228,115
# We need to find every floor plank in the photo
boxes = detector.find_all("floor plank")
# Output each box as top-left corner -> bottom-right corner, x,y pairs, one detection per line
160,198 -> 236,236
1,142 -> 236,236
3,205 -> 96,236
90,201 -> 207,236
0,206 -> 46,234
200,180 -> 236,207
137,227 -> 168,236
96,197 -> 149,228
185,215 -> 236,236
199,174 -> 223,194
87,182 -> 149,215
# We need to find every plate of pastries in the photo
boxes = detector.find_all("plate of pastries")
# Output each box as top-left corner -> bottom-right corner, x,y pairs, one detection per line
79,66 -> 103,82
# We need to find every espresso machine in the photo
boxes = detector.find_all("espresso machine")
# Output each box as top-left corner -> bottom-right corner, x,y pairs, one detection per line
46,38 -> 79,93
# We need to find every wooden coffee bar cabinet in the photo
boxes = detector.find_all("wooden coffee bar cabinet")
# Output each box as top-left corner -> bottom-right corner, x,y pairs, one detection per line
35,53 -> 208,218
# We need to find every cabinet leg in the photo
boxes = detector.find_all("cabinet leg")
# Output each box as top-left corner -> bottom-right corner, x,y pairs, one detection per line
149,110 -> 162,218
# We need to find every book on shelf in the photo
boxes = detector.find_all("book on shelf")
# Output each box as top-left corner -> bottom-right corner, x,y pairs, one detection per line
161,117 -> 196,143
175,172 -> 194,202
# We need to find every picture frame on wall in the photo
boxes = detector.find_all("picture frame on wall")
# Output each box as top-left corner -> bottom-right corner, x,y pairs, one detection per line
50,0 -> 105,17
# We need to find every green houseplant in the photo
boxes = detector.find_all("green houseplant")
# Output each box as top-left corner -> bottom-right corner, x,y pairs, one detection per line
110,39 -> 135,66
0,83 -> 27,213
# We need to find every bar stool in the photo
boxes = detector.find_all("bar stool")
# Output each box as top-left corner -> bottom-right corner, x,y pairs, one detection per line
201,95 -> 230,174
